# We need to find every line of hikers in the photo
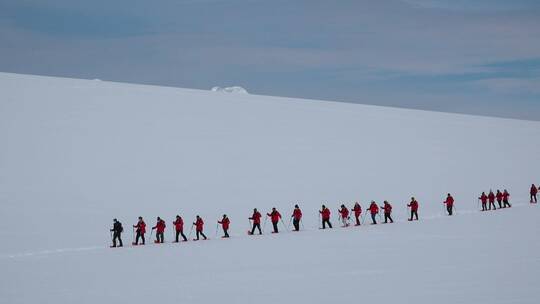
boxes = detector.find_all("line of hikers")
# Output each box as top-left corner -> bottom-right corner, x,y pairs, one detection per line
109,186 -> 532,248
109,195 -> 449,247
478,189 -> 512,211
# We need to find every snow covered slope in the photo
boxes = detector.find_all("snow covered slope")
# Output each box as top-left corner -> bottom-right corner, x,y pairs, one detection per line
0,72 -> 539,304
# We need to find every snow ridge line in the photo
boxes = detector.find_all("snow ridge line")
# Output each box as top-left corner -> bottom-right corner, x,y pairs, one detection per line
2,201 -> 534,260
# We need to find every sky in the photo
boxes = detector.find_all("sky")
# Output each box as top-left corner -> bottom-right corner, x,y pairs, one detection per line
1,0 -> 539,120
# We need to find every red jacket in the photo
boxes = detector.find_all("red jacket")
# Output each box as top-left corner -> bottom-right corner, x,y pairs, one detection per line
292,208 -> 302,220
320,208 -> 331,220
368,203 -> 379,214
339,207 -> 349,218
195,218 -> 204,232
250,211 -> 262,224
135,221 -> 146,234
488,192 -> 495,203
480,194 -> 488,203
382,203 -> 392,214
352,204 -> 362,217
503,191 -> 510,201
496,192 -> 503,201
218,218 -> 230,230
267,211 -> 281,223
445,196 -> 454,207
154,220 -> 166,233
173,218 -> 184,231
531,185 -> 538,195
408,200 -> 419,212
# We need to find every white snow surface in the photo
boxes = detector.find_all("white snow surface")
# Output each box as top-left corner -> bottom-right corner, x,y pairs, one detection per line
211,85 -> 249,94
0,72 -> 539,304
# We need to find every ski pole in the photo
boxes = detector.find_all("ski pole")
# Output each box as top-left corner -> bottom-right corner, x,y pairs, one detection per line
132,227 -> 135,244
287,216 -> 292,230
300,218 -> 305,230
318,212 -> 321,229
215,223 -> 219,238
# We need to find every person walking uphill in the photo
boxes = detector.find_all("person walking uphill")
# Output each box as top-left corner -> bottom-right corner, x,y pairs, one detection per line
218,215 -> 230,238
110,218 -> 123,248
267,208 -> 282,233
368,201 -> 379,225
502,189 -> 511,208
407,197 -> 419,221
338,204 -> 350,227
488,190 -> 496,210
320,205 -> 332,229
479,192 -> 488,211
444,193 -> 454,216
291,205 -> 302,231
133,216 -> 146,245
531,184 -> 538,203
173,215 -> 187,242
496,190 -> 503,209
152,217 -> 166,243
380,201 -> 393,223
351,202 -> 362,226
193,215 -> 207,240
249,208 -> 262,235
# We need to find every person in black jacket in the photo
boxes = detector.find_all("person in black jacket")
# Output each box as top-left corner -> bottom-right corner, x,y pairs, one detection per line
110,218 -> 123,247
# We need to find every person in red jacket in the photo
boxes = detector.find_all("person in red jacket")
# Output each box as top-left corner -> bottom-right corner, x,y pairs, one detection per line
249,208 -> 262,235
407,197 -> 419,221
193,215 -> 207,240
351,202 -> 362,226
479,192 -> 488,211
495,190 -> 503,209
319,205 -> 332,229
368,201 -> 379,224
173,215 -> 187,242
133,216 -> 146,245
267,207 -> 282,233
338,204 -> 350,227
444,193 -> 454,216
152,217 -> 166,243
531,184 -> 538,203
218,214 -> 230,238
488,190 -> 496,210
502,189 -> 511,208
291,204 -> 302,231
380,201 -> 393,223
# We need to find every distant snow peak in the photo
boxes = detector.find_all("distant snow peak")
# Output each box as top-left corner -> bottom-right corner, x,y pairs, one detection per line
211,86 -> 249,94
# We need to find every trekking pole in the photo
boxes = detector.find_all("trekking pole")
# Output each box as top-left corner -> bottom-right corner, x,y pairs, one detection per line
300,218 -> 305,230
318,212 -> 321,229
215,223 -> 219,238
132,227 -> 135,244
377,213 -> 382,222
150,229 -> 154,240
287,217 -> 293,230
262,216 -> 268,233
280,218 -> 288,232
187,224 -> 194,240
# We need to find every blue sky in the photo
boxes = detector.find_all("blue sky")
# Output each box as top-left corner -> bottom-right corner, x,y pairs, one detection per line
1,0 -> 539,120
